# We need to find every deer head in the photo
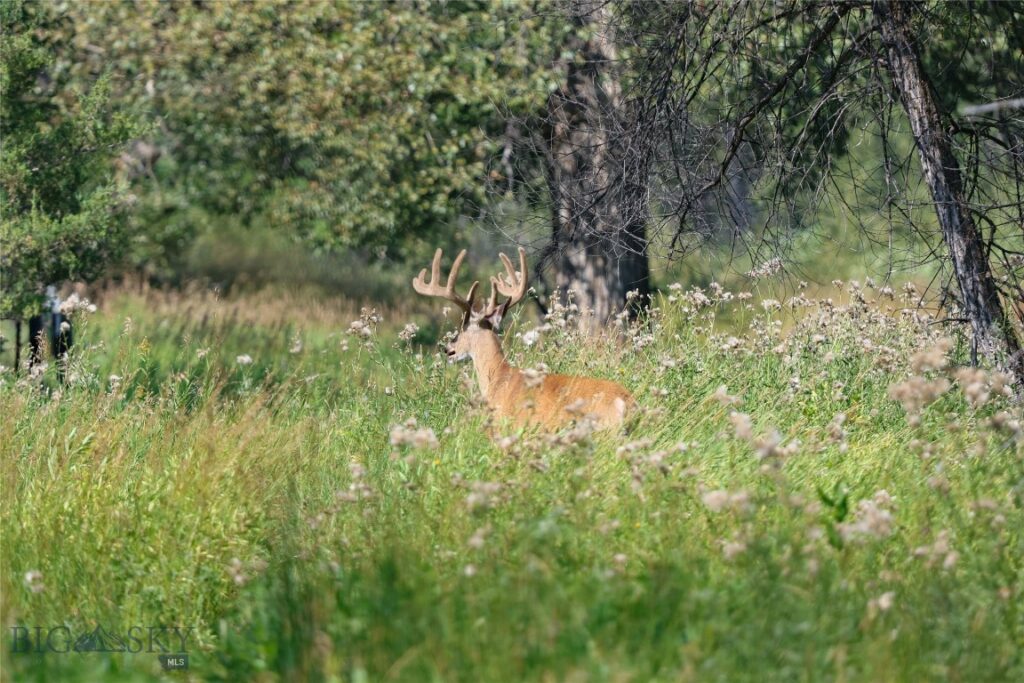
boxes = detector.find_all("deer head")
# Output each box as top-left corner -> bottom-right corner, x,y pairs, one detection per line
412,247 -> 528,361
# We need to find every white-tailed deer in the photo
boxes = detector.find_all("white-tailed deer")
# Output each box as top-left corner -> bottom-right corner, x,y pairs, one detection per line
413,247 -> 635,431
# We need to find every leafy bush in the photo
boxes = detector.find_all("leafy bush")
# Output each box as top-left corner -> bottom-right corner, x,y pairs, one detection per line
0,0 -> 138,319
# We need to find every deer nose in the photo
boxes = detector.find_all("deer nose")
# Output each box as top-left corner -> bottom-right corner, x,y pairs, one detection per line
445,343 -> 456,357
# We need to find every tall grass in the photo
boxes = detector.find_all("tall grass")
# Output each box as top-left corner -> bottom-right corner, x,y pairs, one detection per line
2,279 -> 1021,682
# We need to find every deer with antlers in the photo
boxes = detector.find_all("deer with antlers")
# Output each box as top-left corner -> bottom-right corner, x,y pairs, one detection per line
413,247 -> 635,431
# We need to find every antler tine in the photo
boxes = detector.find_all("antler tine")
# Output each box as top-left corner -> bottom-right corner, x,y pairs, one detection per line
475,247 -> 528,321
464,280 -> 480,308
484,277 -> 500,313
444,248 -> 467,296
412,248 -> 441,295
412,248 -> 476,313
494,247 -> 528,306
430,248 -> 444,290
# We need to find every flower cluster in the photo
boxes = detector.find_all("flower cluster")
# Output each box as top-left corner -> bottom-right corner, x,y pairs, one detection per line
838,490 -> 896,542
888,376 -> 950,425
23,570 -> 45,593
954,367 -> 1012,408
702,489 -> 753,514
347,307 -> 383,347
227,556 -> 268,587
465,481 -> 503,511
913,529 -> 958,570
389,418 -> 439,450
59,293 -> 97,315
336,462 -> 374,503
747,257 -> 784,280
398,323 -> 419,343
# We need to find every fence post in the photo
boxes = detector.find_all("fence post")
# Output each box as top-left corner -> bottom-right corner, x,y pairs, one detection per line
13,320 -> 21,374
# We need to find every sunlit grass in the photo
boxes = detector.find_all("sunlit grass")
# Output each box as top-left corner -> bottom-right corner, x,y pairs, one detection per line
2,280 -> 1021,682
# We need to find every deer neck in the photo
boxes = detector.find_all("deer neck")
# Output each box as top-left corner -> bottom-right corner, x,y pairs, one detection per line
470,330 -> 515,401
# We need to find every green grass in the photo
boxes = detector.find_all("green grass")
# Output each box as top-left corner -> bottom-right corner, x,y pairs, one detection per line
2,281 -> 1022,682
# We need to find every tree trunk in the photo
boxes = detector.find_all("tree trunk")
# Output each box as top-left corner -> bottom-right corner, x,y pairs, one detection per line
874,0 -> 1024,387
545,0 -> 650,333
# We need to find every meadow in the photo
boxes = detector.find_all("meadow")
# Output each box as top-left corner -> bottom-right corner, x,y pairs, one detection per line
1,276 -> 1022,682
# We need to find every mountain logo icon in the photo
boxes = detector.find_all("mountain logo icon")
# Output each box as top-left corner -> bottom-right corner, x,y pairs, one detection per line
73,625 -> 127,652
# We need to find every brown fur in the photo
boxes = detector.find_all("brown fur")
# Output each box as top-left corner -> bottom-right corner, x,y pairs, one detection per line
414,246 -> 634,432
451,327 -> 635,431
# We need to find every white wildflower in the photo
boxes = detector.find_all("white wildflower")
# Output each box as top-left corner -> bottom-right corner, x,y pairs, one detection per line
888,376 -> 950,424
59,293 -> 97,315
720,336 -> 742,352
747,257 -> 783,279
522,365 -> 548,389
838,491 -> 895,542
24,570 -> 44,593
398,323 -> 419,343
722,540 -> 747,560
348,320 -> 372,338
909,338 -> 953,373
702,489 -> 752,514
913,529 -> 958,571
227,558 -> 247,586
389,418 -> 439,450
520,328 -> 541,347
868,591 -> 895,615
468,525 -> 490,550
465,481 -> 502,511
729,411 -> 754,441
955,367 -> 1000,408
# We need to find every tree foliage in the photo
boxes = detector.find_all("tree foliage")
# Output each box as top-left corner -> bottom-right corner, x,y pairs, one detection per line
0,0 -> 138,319
52,0 -> 564,261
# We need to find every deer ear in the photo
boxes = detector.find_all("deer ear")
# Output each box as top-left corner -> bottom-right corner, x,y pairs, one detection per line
482,299 -> 511,331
